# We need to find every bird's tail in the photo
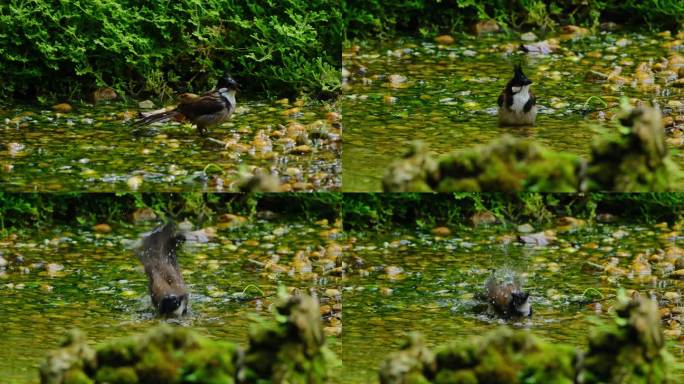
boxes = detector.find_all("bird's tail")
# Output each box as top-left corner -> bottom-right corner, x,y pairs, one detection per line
131,109 -> 179,128
136,222 -> 185,266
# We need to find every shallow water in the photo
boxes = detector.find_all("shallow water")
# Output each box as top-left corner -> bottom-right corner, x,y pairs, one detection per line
0,218 -> 342,383
0,99 -> 341,192
341,222 -> 684,383
342,31 -> 684,191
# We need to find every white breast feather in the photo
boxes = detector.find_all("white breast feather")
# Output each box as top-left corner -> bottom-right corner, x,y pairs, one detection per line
510,85 -> 530,112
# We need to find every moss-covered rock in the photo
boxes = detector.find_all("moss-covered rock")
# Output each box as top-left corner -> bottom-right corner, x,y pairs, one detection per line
239,292 -> 335,383
577,295 -> 671,383
382,141 -> 439,192
382,136 -> 582,192
379,333 -> 435,384
434,135 -> 582,192
432,328 -> 576,384
40,325 -> 240,384
585,103 -> 676,191
40,330 -> 96,384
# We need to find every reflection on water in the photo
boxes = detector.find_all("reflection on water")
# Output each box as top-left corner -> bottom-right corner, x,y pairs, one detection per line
343,32 -> 683,191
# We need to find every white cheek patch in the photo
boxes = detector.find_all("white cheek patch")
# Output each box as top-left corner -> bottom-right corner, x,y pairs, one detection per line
511,86 -> 521,93
517,301 -> 531,316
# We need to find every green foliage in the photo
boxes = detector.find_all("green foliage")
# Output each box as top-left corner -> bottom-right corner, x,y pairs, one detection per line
342,193 -> 684,230
343,0 -> 684,38
0,193 -> 341,233
0,0 -> 341,100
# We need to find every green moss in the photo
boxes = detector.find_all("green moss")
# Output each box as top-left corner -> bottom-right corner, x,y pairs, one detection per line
578,296 -> 672,383
93,367 -> 138,384
344,0 -> 684,38
242,292 -> 334,383
383,136 -> 582,192
62,370 -> 93,384
0,1 -> 341,100
434,369 -> 478,384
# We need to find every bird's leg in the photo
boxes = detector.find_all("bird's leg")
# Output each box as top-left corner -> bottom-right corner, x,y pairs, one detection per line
198,125 -> 208,137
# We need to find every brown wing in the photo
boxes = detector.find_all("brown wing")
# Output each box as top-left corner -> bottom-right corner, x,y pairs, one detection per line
177,94 -> 226,120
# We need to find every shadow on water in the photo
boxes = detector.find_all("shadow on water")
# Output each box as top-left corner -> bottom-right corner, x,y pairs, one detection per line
341,222 -> 684,383
0,219 -> 342,383
343,31 -> 684,191
0,99 -> 341,192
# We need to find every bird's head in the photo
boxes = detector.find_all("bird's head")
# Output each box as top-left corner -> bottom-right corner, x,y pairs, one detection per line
508,64 -> 532,93
217,75 -> 240,91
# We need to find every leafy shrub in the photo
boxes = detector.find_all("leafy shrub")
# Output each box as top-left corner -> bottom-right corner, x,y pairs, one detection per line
0,0 -> 341,100
343,0 -> 684,38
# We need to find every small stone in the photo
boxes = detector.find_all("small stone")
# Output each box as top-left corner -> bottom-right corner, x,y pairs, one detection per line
92,87 -> 118,103
127,175 -> 143,190
470,211 -> 497,226
462,50 -> 477,57
292,145 -> 312,154
520,40 -> 558,55
0,256 -> 7,267
132,208 -> 157,222
519,231 -> 556,246
385,266 -> 404,277
517,223 -> 535,233
388,74 -> 407,85
615,38 -> 631,47
326,112 -> 341,124
138,100 -> 155,109
520,32 -> 537,41
560,25 -> 589,40
92,223 -> 112,234
46,263 -> 64,273
52,103 -> 72,113
434,35 -> 455,45
431,226 -> 451,236
473,20 -> 499,35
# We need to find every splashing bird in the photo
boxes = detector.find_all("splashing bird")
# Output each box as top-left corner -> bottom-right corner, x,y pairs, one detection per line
135,222 -> 188,317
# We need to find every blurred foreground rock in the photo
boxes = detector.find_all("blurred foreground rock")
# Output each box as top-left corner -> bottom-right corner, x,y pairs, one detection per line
40,292 -> 336,384
379,296 -> 671,383
383,103 -> 679,192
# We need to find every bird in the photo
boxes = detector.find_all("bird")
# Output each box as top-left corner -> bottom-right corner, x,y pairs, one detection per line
133,75 -> 240,136
135,222 -> 188,317
484,270 -> 532,318
498,64 -> 537,126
